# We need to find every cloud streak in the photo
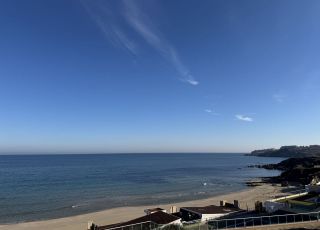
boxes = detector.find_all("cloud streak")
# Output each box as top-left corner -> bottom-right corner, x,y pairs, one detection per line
82,0 -> 198,85
81,1 -> 138,55
122,0 -> 198,85
235,114 -> 253,122
273,93 -> 287,103
205,109 -> 219,116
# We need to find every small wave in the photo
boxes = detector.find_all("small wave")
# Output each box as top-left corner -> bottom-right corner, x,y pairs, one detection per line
71,202 -> 90,209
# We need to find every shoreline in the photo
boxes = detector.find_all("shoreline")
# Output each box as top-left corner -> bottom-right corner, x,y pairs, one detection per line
0,184 -> 288,230
0,187 -> 248,225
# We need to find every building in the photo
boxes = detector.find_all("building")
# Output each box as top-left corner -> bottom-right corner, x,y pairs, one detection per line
144,208 -> 166,215
180,201 -> 242,222
265,191 -> 320,213
96,209 -> 181,230
306,178 -> 320,193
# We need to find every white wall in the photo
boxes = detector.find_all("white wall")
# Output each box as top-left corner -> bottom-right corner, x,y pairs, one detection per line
201,213 -> 234,222
264,192 -> 308,213
264,201 -> 286,213
160,219 -> 182,228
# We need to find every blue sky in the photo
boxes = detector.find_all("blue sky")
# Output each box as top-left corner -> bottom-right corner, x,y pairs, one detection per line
1,0 -> 320,153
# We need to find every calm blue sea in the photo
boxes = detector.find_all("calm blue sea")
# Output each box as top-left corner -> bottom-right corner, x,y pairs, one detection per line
0,153 -> 283,223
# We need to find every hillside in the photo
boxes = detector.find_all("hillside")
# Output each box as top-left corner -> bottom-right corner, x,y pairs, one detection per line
249,145 -> 320,157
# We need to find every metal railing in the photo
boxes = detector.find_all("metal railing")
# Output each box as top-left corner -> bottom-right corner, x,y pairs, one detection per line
98,211 -> 320,230
208,211 -> 320,229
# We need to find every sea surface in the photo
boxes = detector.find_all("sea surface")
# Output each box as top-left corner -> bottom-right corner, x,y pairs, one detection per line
0,153 -> 284,223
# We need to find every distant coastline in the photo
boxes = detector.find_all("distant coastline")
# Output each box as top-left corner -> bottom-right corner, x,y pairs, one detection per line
247,145 -> 320,157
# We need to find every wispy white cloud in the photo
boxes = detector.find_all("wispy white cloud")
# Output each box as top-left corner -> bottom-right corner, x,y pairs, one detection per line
121,0 -> 198,85
205,109 -> 219,116
81,0 -> 198,85
185,79 -> 199,85
112,27 -> 138,55
235,114 -> 253,122
273,93 -> 287,103
81,0 -> 138,55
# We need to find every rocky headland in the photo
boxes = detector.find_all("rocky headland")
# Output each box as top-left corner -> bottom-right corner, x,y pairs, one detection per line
248,145 -> 320,158
251,157 -> 320,186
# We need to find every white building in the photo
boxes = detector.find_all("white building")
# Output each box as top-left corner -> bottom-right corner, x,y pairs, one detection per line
264,192 -> 313,213
180,203 -> 242,222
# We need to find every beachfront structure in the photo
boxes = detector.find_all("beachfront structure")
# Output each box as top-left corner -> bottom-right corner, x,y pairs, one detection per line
306,182 -> 320,193
264,181 -> 320,214
96,209 -> 181,230
180,202 -> 242,222
144,208 -> 166,215
265,192 -> 308,213
265,191 -> 320,213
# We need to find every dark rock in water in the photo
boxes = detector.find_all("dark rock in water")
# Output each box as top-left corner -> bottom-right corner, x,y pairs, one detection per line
258,157 -> 320,185
248,145 -> 320,157
245,181 -> 264,187
281,181 -> 289,187
247,164 -> 256,168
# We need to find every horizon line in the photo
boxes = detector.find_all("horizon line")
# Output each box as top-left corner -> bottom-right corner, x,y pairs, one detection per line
0,152 -> 249,156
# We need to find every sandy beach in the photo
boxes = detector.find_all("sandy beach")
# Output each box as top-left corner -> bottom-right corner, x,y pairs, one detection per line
0,184 -> 288,230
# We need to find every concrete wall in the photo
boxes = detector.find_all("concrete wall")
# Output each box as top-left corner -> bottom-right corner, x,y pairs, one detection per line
264,201 -> 286,213
264,192 -> 308,213
160,219 -> 182,228
201,214 -> 226,222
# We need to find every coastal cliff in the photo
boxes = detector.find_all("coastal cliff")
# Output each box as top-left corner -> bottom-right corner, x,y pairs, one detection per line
258,157 -> 320,185
249,145 -> 320,158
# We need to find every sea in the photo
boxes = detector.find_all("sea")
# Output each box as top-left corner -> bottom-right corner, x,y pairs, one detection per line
0,153 -> 284,224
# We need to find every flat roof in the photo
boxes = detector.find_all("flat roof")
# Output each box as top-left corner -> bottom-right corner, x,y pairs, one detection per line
181,205 -> 241,215
145,208 -> 165,212
98,211 -> 180,230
